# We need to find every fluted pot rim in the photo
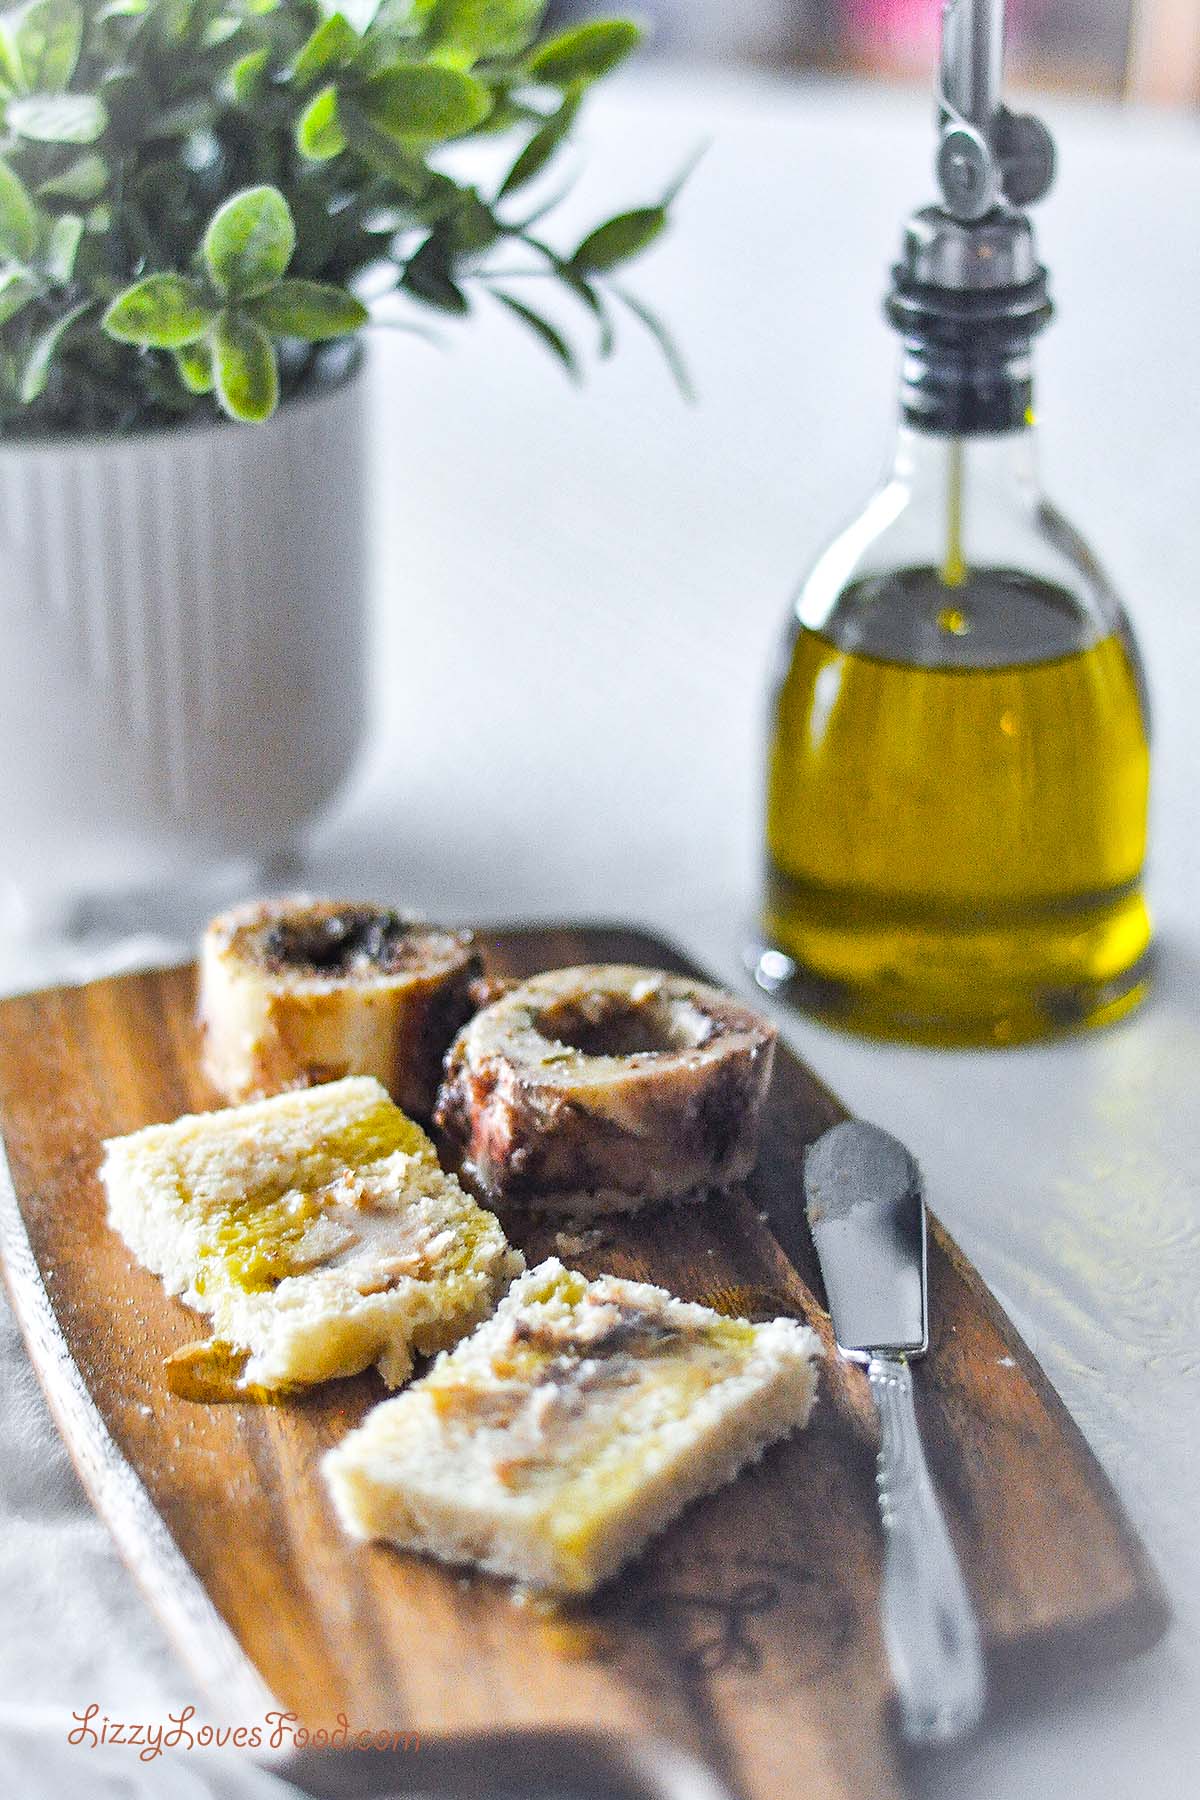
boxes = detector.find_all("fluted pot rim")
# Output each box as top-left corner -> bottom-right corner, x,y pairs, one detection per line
0,340 -> 364,459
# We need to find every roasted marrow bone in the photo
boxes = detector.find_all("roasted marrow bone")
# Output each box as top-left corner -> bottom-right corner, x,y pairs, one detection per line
200,897 -> 480,1118
435,964 -> 777,1216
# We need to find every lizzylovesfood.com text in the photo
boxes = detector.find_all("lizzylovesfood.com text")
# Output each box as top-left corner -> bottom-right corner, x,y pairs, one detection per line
68,1705 -> 421,1762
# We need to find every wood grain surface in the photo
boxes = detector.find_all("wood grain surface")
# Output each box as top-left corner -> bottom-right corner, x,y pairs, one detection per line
0,924 -> 1169,1800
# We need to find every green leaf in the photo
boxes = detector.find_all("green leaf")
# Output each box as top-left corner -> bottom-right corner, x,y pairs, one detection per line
401,239 -> 468,314
174,337 -> 213,394
35,151 -> 107,201
250,278 -> 368,339
102,273 -> 212,347
417,169 -> 469,223
357,62 -> 492,143
497,84 -> 580,199
203,185 -> 295,299
0,264 -> 38,326
337,95 -> 426,194
491,289 -> 577,379
429,0 -> 543,62
229,46 -> 270,104
0,159 -> 38,261
445,190 -> 498,254
571,205 -> 665,272
470,94 -> 532,135
0,14 -> 16,85
283,185 -> 338,274
5,0 -> 83,94
149,0 -> 193,38
613,283 -> 693,400
293,12 -> 358,80
100,69 -> 153,146
19,296 -> 88,401
559,266 -> 615,356
201,13 -> 241,48
527,19 -> 639,87
7,92 -> 107,143
296,83 -> 346,160
42,208 -> 81,281
144,97 -> 215,140
661,142 -> 707,209
212,308 -> 278,422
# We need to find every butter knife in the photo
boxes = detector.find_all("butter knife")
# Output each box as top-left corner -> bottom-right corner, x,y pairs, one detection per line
804,1119 -> 985,1744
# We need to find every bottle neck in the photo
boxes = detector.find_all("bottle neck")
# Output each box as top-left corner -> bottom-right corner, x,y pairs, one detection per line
886,422 -> 1041,589
891,420 -> 1039,495
898,341 -> 1036,435
885,235 -> 1051,436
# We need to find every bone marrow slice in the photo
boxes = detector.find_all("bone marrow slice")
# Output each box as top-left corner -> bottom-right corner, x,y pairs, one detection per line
434,965 -> 777,1217
323,1258 -> 820,1595
199,897 -> 480,1117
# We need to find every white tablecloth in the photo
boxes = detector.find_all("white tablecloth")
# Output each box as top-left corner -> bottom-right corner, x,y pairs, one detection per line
2,66 -> 1198,1800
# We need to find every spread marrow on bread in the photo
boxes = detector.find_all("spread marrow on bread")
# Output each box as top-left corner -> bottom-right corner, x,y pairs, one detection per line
102,1076 -> 522,1394
323,1258 -> 820,1594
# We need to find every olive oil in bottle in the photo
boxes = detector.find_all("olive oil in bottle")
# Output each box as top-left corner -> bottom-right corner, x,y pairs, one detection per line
757,2 -> 1151,1045
765,565 -> 1150,1045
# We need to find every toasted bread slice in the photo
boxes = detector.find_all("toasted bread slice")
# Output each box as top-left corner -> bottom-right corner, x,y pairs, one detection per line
323,1258 -> 819,1593
102,1076 -> 522,1392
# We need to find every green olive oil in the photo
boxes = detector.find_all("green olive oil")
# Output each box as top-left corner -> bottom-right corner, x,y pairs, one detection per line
764,565 -> 1151,1045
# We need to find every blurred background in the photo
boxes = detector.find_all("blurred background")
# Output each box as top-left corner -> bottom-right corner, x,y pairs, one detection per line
550,0 -> 1200,105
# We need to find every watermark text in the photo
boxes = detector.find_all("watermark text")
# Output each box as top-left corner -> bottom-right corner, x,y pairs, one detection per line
67,1705 -> 420,1763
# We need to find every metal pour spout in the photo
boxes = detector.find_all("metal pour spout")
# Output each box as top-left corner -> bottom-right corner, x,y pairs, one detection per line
935,0 -> 1054,223
940,0 -> 1005,133
886,0 -> 1056,430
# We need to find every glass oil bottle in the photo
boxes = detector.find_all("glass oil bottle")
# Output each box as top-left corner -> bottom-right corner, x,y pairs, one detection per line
759,0 -> 1151,1047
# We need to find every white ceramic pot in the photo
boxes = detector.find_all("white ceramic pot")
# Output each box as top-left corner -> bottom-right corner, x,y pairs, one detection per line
0,364 -> 366,916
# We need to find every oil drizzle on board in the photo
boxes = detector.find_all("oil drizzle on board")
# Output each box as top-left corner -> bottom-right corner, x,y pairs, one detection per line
0,925 -> 1170,1800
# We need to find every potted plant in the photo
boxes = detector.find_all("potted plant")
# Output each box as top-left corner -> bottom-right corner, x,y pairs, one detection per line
0,0 -> 680,924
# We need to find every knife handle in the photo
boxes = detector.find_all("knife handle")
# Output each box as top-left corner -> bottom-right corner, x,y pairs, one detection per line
867,1355 -> 986,1744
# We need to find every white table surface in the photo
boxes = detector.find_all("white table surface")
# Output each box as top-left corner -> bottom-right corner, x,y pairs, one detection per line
2,65 -> 1198,1800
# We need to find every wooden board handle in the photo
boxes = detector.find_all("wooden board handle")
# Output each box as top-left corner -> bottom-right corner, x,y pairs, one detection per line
280,1728 -> 738,1800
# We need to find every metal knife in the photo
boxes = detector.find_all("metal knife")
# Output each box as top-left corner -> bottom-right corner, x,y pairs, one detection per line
804,1119 -> 985,1745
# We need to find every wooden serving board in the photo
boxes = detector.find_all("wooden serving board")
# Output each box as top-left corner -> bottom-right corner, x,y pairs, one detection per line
0,925 -> 1167,1800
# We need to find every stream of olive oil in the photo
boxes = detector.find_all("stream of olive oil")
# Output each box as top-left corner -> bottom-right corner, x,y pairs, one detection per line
764,566 -> 1151,1045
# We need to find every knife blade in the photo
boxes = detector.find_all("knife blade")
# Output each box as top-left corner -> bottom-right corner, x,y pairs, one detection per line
804,1119 -> 985,1745
803,1118 -> 926,1360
